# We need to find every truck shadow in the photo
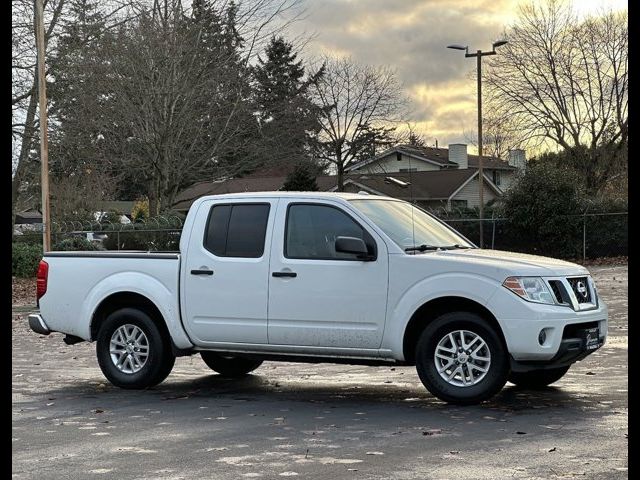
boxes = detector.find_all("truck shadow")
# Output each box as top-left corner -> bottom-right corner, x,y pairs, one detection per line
36,371 -> 605,416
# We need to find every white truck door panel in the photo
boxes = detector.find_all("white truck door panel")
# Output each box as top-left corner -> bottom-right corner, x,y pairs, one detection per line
268,200 -> 389,349
181,199 -> 277,345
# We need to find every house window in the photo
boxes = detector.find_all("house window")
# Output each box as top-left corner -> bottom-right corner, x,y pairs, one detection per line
492,170 -> 501,186
399,168 -> 417,173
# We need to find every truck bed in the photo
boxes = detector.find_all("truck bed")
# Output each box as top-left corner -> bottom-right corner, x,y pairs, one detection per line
39,251 -> 182,341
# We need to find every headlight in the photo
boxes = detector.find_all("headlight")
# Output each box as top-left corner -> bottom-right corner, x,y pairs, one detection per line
503,276 -> 555,304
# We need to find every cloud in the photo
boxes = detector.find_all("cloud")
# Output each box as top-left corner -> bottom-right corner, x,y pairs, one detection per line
285,0 -> 515,148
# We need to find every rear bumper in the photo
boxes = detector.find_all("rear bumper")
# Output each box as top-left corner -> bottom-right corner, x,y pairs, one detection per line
28,314 -> 51,335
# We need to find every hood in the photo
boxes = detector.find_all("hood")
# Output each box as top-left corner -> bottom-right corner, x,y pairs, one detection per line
420,248 -> 589,279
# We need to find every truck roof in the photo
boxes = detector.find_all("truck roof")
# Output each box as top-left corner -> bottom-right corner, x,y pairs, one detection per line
195,191 -> 398,202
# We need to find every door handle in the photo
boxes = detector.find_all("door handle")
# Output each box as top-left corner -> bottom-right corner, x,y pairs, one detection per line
191,269 -> 214,275
272,271 -> 297,278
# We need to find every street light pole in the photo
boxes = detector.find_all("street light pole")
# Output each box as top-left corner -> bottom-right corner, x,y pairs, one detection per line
476,51 -> 484,248
35,0 -> 51,252
447,40 -> 507,248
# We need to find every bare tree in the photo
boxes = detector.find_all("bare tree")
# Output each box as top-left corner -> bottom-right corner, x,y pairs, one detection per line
463,111 -> 528,160
485,0 -> 627,192
12,0 -> 137,229
12,0 -> 68,230
47,0 -> 304,215
311,56 -> 407,190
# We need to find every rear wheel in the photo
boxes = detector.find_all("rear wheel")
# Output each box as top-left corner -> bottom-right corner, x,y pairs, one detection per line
508,366 -> 571,389
200,352 -> 263,377
415,312 -> 509,405
96,308 -> 175,389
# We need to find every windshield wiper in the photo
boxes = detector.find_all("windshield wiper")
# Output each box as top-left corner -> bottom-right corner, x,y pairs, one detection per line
405,244 -> 471,252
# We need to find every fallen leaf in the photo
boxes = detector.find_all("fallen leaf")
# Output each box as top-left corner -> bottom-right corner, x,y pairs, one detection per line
93,409 -> 104,414
422,429 -> 442,436
365,451 -> 384,456
548,447 -> 557,452
586,372 -> 596,375
516,431 -> 527,435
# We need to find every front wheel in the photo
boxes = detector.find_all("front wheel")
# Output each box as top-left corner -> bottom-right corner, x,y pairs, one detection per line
415,312 -> 509,405
96,308 -> 175,389
508,366 -> 571,389
200,352 -> 263,377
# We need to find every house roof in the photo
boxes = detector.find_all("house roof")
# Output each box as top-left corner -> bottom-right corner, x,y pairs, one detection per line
15,211 -> 43,224
173,169 -> 501,211
338,170 -> 480,199
346,144 -> 516,172
173,175 -> 342,211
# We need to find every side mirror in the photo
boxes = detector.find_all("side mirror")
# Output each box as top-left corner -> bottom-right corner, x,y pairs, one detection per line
335,236 -> 373,260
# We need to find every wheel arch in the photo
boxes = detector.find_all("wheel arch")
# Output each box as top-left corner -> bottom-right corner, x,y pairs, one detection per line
402,296 -> 507,365
90,292 -> 170,342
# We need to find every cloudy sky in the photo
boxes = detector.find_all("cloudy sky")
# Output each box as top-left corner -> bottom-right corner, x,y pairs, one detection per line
290,0 -> 627,151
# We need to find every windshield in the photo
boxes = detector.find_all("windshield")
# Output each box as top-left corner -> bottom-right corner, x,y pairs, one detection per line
349,199 -> 474,251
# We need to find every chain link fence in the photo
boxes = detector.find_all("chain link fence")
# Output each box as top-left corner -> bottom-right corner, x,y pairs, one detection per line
14,212 -> 627,261
14,215 -> 184,252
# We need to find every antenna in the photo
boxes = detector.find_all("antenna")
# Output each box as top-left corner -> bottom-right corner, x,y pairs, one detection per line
407,150 -> 416,251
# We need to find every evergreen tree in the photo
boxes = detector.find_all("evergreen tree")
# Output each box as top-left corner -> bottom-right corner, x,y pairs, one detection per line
253,36 -> 323,170
48,0 -> 118,218
281,163 -> 319,191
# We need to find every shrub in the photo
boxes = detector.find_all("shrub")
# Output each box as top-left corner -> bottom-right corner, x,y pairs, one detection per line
13,233 -> 43,246
131,198 -> 150,222
500,162 -> 585,258
12,243 -> 42,277
53,236 -> 102,251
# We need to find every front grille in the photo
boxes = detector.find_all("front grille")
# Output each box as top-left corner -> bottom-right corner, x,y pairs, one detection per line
548,280 -> 567,304
567,277 -> 592,304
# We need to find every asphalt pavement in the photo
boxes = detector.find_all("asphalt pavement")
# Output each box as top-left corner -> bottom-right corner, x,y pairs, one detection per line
12,265 -> 628,479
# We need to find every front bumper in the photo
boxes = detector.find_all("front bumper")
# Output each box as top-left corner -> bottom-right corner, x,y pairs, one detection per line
28,314 -> 51,335
510,323 -> 605,372
487,287 -> 608,362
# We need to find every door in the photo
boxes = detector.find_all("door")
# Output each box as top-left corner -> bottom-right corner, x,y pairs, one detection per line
268,200 -> 389,349
182,199 -> 277,346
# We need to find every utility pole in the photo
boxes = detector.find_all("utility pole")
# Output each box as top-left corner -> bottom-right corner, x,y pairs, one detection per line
35,0 -> 51,251
447,40 -> 507,248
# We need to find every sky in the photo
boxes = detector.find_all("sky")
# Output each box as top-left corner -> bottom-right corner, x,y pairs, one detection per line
290,0 -> 627,153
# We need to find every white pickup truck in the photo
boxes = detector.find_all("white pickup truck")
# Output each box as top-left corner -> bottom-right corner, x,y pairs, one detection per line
30,192 -> 607,404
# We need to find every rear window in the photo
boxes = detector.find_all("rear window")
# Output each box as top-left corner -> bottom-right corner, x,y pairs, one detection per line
203,203 -> 270,257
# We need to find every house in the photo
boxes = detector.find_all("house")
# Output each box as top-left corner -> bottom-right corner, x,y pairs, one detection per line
346,143 -> 525,192
175,169 -> 503,213
173,144 -> 526,213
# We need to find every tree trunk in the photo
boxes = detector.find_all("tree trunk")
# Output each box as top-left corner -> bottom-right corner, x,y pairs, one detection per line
148,178 -> 159,217
336,156 -> 344,192
12,79 -> 39,236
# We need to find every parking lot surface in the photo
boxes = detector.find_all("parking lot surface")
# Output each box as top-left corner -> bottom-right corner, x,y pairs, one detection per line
12,266 -> 628,479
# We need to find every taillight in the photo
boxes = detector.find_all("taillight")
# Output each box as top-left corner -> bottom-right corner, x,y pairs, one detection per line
36,260 -> 49,303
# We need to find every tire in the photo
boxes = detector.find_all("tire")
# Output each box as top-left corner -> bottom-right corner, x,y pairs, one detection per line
96,308 -> 175,389
508,366 -> 570,389
415,312 -> 509,405
200,352 -> 263,377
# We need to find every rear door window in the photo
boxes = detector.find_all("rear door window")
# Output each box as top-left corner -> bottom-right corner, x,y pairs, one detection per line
204,203 -> 270,258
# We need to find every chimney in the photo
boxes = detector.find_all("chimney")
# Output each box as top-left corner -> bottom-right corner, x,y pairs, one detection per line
507,149 -> 526,172
448,143 -> 468,169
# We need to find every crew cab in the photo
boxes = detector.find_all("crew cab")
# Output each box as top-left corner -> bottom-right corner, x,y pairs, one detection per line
29,192 -> 608,404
